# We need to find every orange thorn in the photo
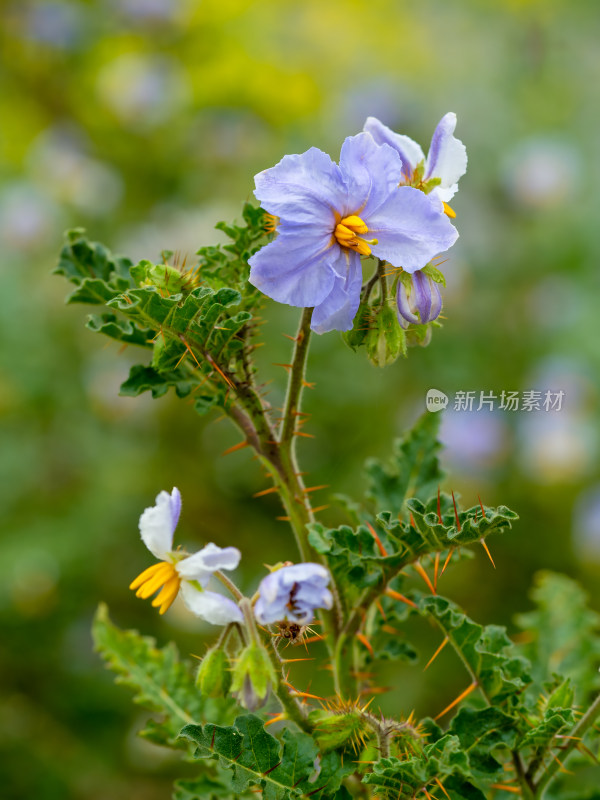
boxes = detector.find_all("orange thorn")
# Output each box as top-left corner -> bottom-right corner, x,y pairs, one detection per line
280,657 -> 315,663
253,486 -> 279,497
375,599 -> 387,620
222,440 -> 249,456
434,681 -> 478,721
414,561 -> 436,595
381,624 -> 401,635
303,485 -> 329,493
265,714 -> 286,727
311,505 -> 330,513
451,491 -> 461,531
282,333 -> 298,341
294,431 -> 315,438
424,637 -> 449,671
440,549 -> 454,576
359,685 -> 391,696
355,632 -> 374,657
478,494 -> 487,518
302,380 -> 316,389
276,516 -> 291,521
273,362 -> 293,370
490,786 -> 520,794
409,512 -> 416,527
295,634 -> 327,646
366,521 -> 388,557
433,552 -> 440,592
385,588 -> 417,609
435,778 -> 451,800
480,538 -> 496,569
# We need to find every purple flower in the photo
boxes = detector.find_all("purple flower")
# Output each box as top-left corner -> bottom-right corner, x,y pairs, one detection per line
254,563 -> 333,625
364,113 -> 467,210
249,133 -> 458,334
396,270 -> 443,327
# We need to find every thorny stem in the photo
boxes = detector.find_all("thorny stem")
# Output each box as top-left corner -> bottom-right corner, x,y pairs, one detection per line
513,752 -> 536,800
533,691 -> 600,797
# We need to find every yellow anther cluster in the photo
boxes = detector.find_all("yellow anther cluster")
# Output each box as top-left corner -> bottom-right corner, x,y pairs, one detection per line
129,560 -> 181,615
334,215 -> 378,256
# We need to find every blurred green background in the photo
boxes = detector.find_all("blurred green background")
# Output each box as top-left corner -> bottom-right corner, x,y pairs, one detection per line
2,0 -> 600,797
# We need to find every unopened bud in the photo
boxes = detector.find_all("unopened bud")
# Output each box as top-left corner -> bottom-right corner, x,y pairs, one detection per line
396,270 -> 442,328
309,709 -> 367,752
366,304 -> 405,367
231,643 -> 276,711
196,647 -> 231,698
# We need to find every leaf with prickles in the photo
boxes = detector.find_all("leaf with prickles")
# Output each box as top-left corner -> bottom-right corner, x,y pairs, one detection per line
418,596 -> 532,706
92,604 -> 237,748
180,715 -> 350,799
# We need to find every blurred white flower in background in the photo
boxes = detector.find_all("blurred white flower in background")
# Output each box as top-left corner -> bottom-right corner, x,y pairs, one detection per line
502,136 -> 581,210
96,53 -> 191,128
517,358 -> 597,484
439,410 -> 509,475
26,127 -> 123,216
0,181 -> 62,253
573,485 -> 600,563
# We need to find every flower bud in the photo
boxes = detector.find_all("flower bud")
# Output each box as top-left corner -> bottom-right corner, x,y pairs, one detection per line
196,647 -> 231,698
366,304 -> 405,367
396,270 -> 442,328
309,709 -> 367,752
231,643 -> 276,711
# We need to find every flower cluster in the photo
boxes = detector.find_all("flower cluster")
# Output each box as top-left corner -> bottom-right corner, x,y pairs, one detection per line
249,113 -> 467,336
130,489 -> 333,631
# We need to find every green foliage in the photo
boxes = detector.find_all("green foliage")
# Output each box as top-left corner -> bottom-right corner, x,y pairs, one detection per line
515,572 -> 600,699
365,412 -> 444,513
92,604 -> 237,747
362,735 -> 477,799
55,207 -> 268,412
419,595 -> 532,704
181,715 -> 351,799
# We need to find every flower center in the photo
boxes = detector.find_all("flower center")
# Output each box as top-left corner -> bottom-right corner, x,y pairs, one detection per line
334,215 -> 378,256
129,560 -> 181,615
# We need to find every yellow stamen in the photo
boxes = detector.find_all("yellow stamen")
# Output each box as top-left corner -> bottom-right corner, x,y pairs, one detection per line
152,575 -> 181,614
443,202 -> 456,219
130,560 -> 181,614
334,214 -> 378,256
129,561 -> 167,591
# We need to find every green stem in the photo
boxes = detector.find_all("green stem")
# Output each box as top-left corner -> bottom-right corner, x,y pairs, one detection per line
280,306 -> 314,447
534,692 -> 600,797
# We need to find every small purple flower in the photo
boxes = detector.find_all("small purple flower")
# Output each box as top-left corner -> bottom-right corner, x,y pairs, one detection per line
396,270 -> 443,328
254,563 -> 333,625
249,133 -> 458,334
364,113 -> 467,209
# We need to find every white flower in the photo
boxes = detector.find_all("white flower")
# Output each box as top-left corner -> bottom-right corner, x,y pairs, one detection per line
129,488 -> 243,624
364,113 -> 467,213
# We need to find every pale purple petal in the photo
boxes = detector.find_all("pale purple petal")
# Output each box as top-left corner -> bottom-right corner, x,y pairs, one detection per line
248,227 -> 337,307
255,563 -> 331,625
368,187 -> 458,272
338,133 -> 404,218
397,270 -> 443,327
424,112 -> 467,189
179,584 -> 243,625
177,543 -> 241,584
254,147 -> 347,223
363,116 -> 425,181
138,487 -> 180,560
311,249 -> 362,334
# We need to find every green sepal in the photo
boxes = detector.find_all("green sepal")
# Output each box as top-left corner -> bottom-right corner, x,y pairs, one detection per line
197,647 -> 232,698
342,301 -> 371,351
365,304 -> 406,366
230,644 -> 276,709
421,262 -> 447,287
